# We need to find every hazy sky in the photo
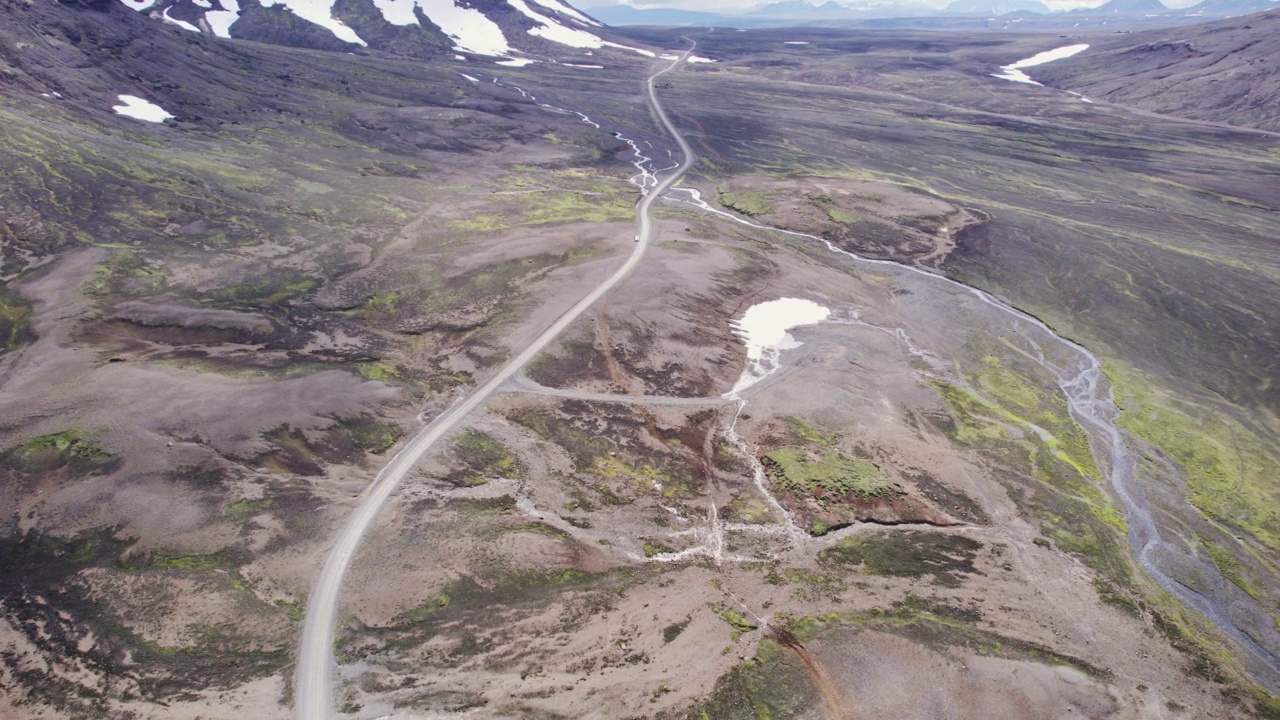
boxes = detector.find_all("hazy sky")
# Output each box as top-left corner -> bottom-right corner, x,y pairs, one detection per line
581,0 -> 1205,11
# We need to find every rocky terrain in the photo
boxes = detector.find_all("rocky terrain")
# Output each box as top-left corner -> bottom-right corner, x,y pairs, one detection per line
1,1 -> 1279,719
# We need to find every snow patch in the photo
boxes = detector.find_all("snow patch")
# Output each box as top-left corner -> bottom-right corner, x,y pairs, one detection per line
783,41 -> 809,45
119,0 -> 158,10
192,0 -> 211,7
459,73 -> 480,82
686,55 -> 714,63
561,63 -> 603,68
727,298 -> 830,396
161,7 -> 201,32
992,43 -> 1088,85
508,0 -> 606,48
497,57 -> 537,67
113,94 -> 175,123
205,0 -> 241,38
373,0 -> 514,56
530,0 -> 601,26
603,40 -> 654,57
258,0 -> 367,46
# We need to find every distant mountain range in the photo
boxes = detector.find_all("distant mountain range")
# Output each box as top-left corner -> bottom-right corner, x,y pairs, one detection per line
587,0 -> 1279,26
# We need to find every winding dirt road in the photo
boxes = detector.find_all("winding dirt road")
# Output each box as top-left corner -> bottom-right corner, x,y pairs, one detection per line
294,46 -> 697,720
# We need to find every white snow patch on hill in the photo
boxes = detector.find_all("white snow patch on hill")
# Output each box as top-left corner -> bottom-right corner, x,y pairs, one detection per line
161,7 -> 201,31
258,0 -> 367,46
992,43 -> 1089,85
205,0 -> 241,38
508,0 -> 604,48
531,0 -> 600,26
602,40 -> 654,57
113,94 -> 175,122
727,298 -> 830,395
370,0 -> 514,56
119,0 -> 158,10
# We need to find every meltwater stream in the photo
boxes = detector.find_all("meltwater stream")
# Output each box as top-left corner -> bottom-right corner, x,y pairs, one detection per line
669,187 -> 1280,681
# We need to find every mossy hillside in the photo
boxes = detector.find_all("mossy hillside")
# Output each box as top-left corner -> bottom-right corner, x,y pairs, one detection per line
687,637 -> 814,720
783,415 -> 838,447
0,528 -> 292,710
0,282 -> 34,350
448,167 -> 637,234
1200,538 -> 1260,600
448,429 -> 519,486
354,248 -> 599,328
969,354 -> 1100,480
1109,364 -> 1280,553
932,380 -> 1131,583
790,601 -> 1110,678
3,430 -> 118,477
718,189 -> 773,217
0,106 -> 402,263
691,599 -> 1108,720
762,447 -> 899,500
251,416 -> 402,475
819,531 -> 983,588
347,564 -> 652,665
931,378 -> 1116,524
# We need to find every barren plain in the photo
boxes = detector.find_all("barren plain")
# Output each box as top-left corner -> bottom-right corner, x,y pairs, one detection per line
2,2 -> 1279,719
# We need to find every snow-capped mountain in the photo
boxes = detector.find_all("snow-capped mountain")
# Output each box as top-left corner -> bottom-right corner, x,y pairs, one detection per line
119,0 -> 653,62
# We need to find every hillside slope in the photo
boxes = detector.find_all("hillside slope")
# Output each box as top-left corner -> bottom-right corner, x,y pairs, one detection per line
1035,9 -> 1280,131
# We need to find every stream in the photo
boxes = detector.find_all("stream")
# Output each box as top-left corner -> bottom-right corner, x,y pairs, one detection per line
667,186 -> 1280,682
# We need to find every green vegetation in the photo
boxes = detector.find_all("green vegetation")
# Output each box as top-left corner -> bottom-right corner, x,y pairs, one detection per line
782,416 -> 838,446
643,541 -> 674,557
447,214 -> 509,233
0,528 -> 288,709
354,360 -> 399,382
213,275 -> 318,309
449,429 -> 519,486
226,497 -> 274,520
819,531 -> 982,588
591,454 -> 665,492
0,283 -> 34,350
762,447 -> 899,499
398,592 -> 452,625
4,430 -> 118,476
713,605 -> 759,642
931,378 -> 1130,580
824,206 -> 859,225
85,248 -> 167,297
966,356 -> 1100,480
688,638 -> 813,720
718,189 -> 772,216
1200,538 -> 1260,600
1110,365 -> 1280,552
334,415 -> 402,455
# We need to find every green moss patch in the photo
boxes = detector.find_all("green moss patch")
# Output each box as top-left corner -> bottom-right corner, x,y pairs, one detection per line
4,431 -> 118,477
762,447 -> 899,500
782,416 -> 838,447
0,283 -> 34,350
718,189 -> 773,216
819,531 -> 982,588
447,429 -> 519,487
1111,365 -> 1280,552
